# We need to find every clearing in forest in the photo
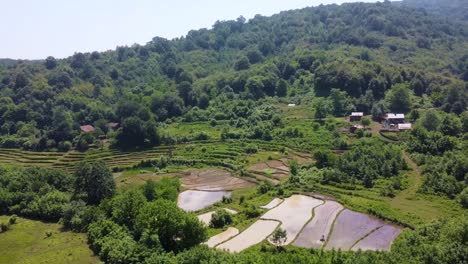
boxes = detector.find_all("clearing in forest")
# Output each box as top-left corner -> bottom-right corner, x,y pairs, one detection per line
0,216 -> 98,264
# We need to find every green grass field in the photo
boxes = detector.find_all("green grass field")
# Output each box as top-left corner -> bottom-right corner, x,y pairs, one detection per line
0,216 -> 99,264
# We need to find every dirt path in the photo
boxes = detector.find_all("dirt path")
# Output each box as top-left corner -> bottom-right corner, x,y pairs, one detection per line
400,151 -> 422,198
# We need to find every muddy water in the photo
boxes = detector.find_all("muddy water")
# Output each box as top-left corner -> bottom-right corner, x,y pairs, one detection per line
204,227 -> 240,248
325,209 -> 385,250
261,194 -> 323,245
177,190 -> 231,212
260,198 -> 283,209
351,224 -> 403,251
216,220 -> 279,252
294,201 -> 343,248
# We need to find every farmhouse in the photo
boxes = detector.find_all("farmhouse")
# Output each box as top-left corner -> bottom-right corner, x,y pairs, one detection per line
80,125 -> 95,133
398,123 -> 412,131
350,112 -> 364,122
385,113 -> 405,124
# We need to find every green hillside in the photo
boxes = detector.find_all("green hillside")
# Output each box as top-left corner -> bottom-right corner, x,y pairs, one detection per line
0,1 -> 467,263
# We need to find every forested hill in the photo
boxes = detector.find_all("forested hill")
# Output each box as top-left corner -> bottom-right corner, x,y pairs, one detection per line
0,1 -> 467,151
400,0 -> 468,22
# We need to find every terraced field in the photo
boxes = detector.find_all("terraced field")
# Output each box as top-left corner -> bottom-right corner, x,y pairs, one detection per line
0,146 -> 174,172
204,195 -> 404,252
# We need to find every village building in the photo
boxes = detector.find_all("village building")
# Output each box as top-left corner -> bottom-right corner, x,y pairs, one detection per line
80,125 -> 95,133
385,113 -> 405,124
398,123 -> 412,131
350,112 -> 364,122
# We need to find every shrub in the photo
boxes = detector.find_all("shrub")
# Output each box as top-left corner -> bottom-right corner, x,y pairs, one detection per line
239,195 -> 245,205
222,196 -> 232,204
244,204 -> 261,219
1,222 -> 8,232
9,215 -> 17,225
245,144 -> 258,154
258,181 -> 273,194
458,187 -> 468,209
209,209 -> 233,228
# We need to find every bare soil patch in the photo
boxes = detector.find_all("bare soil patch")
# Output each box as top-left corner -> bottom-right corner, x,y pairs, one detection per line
180,169 -> 256,191
204,227 -> 240,248
351,224 -> 403,251
325,209 -> 385,250
216,220 -> 279,253
294,201 -> 343,248
177,190 -> 231,212
261,195 -> 323,245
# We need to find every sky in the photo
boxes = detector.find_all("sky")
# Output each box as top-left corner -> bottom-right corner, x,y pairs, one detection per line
0,0 -> 377,60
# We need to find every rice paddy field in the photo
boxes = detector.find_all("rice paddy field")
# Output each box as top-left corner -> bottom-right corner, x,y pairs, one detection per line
0,119 -> 464,258
294,200 -> 344,248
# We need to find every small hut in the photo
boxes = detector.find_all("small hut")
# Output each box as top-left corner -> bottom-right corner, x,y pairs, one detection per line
398,123 -> 412,131
350,112 -> 364,122
80,125 -> 95,133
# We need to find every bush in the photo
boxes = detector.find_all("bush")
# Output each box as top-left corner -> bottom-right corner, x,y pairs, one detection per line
209,209 -> 233,228
258,181 -> 273,194
244,204 -> 261,219
239,195 -> 245,205
458,187 -> 468,209
1,222 -> 9,232
245,144 -> 258,154
58,141 -> 72,152
9,215 -> 17,225
222,196 -> 232,204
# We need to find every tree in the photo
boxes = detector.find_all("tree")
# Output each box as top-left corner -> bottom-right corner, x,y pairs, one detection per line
276,79 -> 288,97
314,149 -> 335,168
270,228 -> 287,249
209,209 -> 233,228
115,117 -> 160,148
245,76 -> 265,99
361,117 -> 371,128
234,56 -> 250,71
329,88 -> 352,116
135,200 -> 206,252
74,160 -> 115,205
45,56 -> 57,69
458,187 -> 468,209
371,101 -> 386,120
385,83 -> 412,113
110,189 -> 147,229
419,110 -> 440,132
314,98 -> 331,120
177,81 -> 194,106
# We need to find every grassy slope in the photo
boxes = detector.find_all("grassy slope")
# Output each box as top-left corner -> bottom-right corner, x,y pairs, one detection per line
0,216 -> 99,264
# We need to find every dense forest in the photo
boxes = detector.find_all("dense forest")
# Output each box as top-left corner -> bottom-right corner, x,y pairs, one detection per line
0,0 -> 467,263
0,0 -> 466,151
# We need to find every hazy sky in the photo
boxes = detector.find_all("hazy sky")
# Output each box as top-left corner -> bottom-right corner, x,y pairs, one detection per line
1,0 -> 377,59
